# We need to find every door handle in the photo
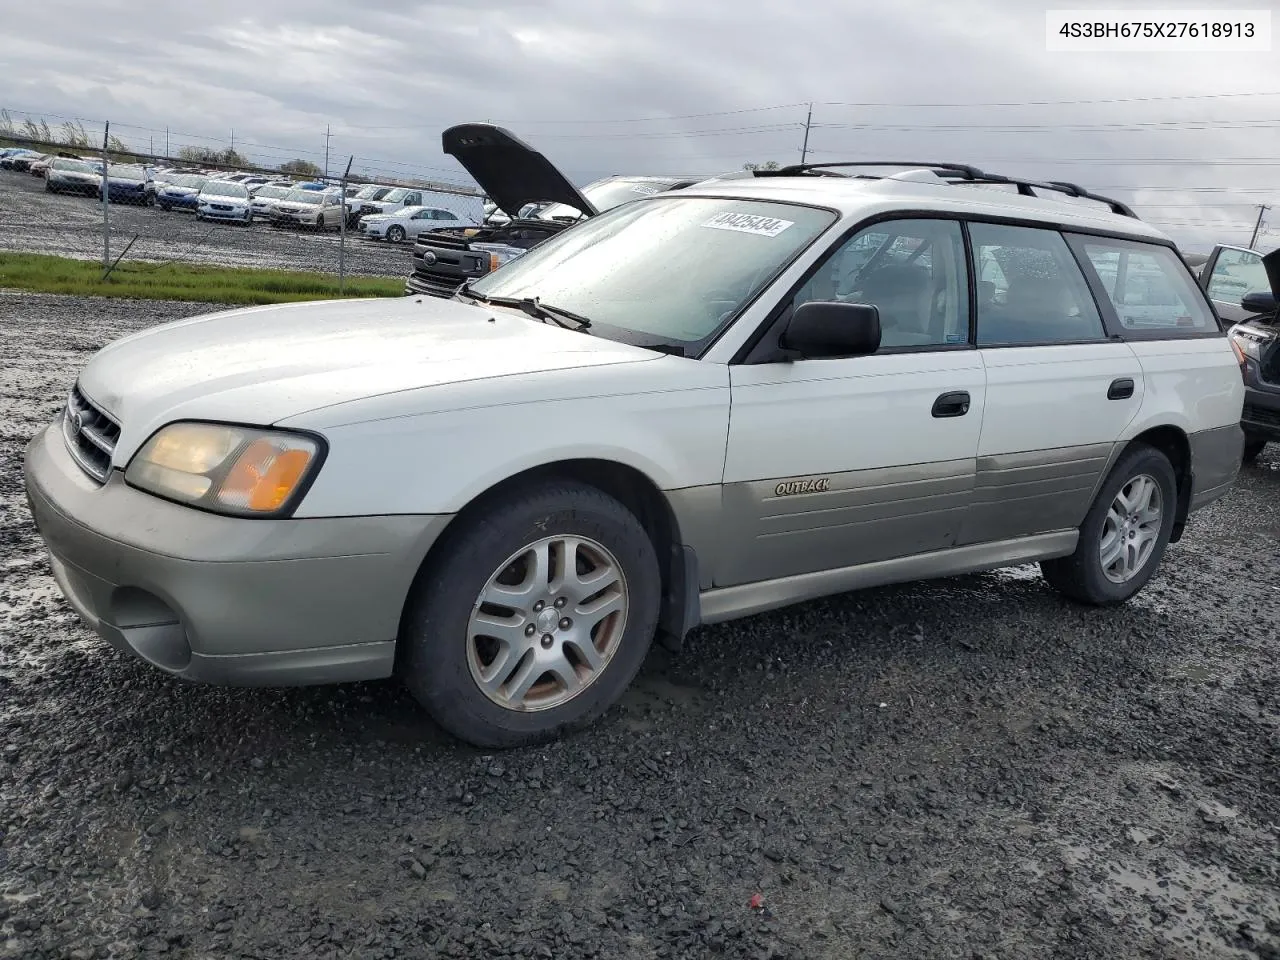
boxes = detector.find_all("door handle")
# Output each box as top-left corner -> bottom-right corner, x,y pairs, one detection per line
931,391 -> 971,418
1107,377 -> 1135,400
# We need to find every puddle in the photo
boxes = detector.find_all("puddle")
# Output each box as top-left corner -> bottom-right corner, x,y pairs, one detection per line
1169,664 -> 1220,682
1063,844 -> 1279,957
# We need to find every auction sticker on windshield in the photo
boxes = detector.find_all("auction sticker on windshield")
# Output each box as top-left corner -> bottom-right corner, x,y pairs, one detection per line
702,212 -> 795,237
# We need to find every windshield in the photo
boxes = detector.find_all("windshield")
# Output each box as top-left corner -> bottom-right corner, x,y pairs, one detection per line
382,188 -> 410,202
170,174 -> 206,188
469,196 -> 835,347
201,181 -> 249,198
284,189 -> 322,204
537,178 -> 680,222
253,185 -> 289,200
108,164 -> 146,180
53,159 -> 97,174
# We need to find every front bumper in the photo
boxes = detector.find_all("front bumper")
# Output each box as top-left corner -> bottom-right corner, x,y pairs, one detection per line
404,271 -> 463,299
199,205 -> 250,221
1241,358 -> 1280,442
270,210 -> 322,225
50,177 -> 100,194
23,422 -> 452,687
159,193 -> 199,209
105,185 -> 150,202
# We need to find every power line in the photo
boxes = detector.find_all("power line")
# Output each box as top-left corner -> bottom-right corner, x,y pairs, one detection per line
812,119 -> 1280,132
819,90 -> 1280,108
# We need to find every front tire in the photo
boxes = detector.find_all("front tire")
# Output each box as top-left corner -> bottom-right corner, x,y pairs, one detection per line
1243,438 -> 1267,465
315,214 -> 325,230
386,224 -> 406,243
401,481 -> 661,748
1041,443 -> 1177,606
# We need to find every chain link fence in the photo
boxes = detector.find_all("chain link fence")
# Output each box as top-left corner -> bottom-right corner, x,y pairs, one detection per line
0,127 -> 484,301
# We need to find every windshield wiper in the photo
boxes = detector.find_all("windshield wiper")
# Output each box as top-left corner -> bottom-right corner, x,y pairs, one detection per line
633,341 -> 686,357
485,295 -> 592,330
455,280 -> 490,304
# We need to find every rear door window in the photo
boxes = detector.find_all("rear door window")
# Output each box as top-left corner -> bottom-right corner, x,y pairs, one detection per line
969,223 -> 1106,345
1069,236 -> 1219,336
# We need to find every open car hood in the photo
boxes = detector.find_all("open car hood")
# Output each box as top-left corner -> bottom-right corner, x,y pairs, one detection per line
443,123 -> 596,220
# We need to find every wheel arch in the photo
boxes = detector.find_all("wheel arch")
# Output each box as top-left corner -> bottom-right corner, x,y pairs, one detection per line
396,457 -> 697,656
1124,424 -> 1193,543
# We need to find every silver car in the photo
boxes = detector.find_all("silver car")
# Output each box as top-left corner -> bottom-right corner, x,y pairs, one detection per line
45,158 -> 103,196
268,188 -> 344,230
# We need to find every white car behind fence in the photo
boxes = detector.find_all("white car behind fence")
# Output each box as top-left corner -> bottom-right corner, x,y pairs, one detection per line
361,205 -> 475,242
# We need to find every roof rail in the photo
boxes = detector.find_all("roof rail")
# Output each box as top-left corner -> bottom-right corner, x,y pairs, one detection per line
753,160 -> 1138,219
761,161 -> 986,179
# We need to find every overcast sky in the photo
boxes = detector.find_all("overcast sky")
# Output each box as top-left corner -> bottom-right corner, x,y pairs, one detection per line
4,0 -> 1279,251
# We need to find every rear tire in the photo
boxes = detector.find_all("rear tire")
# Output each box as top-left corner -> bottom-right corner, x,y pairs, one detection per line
1041,443 -> 1177,606
400,481 -> 661,749
1243,438 -> 1267,465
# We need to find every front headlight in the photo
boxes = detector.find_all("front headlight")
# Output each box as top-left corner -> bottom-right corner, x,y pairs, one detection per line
125,422 -> 324,517
1229,326 -> 1267,362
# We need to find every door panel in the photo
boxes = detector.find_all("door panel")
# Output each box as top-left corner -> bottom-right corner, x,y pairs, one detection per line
1200,244 -> 1267,324
721,351 -> 986,586
967,343 -> 1142,543
964,222 -> 1145,544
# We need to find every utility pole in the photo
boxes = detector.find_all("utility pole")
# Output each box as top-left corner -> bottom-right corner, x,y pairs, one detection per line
165,126 -> 169,159
1249,204 -> 1270,250
324,125 -> 332,179
230,128 -> 235,155
101,121 -> 110,274
799,102 -> 813,165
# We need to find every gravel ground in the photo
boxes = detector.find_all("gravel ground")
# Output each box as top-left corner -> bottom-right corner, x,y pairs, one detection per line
1,291 -> 1278,960
0,171 -> 413,277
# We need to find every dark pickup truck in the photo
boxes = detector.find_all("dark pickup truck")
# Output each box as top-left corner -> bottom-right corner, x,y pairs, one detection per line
1200,244 -> 1280,463
404,123 -> 703,298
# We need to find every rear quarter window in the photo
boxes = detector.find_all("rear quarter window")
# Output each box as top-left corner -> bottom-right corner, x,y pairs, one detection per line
1068,235 -> 1220,337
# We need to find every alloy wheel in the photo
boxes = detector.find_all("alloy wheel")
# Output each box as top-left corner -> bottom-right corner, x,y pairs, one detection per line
1099,474 -> 1163,584
466,535 -> 629,712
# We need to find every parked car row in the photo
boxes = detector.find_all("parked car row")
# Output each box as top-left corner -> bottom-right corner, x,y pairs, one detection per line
2,147 -> 483,237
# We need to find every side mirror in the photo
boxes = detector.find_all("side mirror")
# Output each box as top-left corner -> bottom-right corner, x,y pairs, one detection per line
1241,290 -> 1278,316
779,301 -> 881,359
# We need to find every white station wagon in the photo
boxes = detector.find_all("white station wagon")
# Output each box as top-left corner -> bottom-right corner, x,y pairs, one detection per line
24,162 -> 1244,748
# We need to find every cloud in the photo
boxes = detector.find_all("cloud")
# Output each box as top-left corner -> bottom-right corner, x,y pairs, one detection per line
3,0 -> 1279,250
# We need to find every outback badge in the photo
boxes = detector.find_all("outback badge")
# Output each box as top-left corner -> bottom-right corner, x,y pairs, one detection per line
774,477 -> 831,497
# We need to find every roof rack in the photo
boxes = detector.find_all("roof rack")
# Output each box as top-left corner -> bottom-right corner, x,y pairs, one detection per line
754,161 -> 1138,219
